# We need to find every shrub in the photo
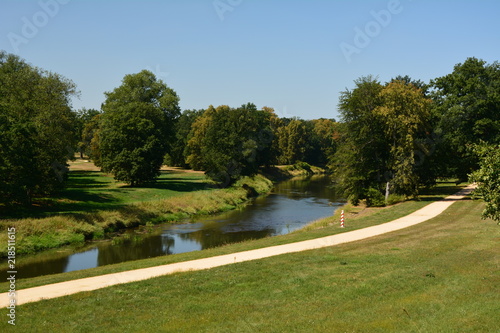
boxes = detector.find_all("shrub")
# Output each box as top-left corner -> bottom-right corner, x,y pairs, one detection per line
386,194 -> 405,206
365,188 -> 386,207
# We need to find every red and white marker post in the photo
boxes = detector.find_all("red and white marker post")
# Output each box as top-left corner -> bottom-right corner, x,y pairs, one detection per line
340,210 -> 345,228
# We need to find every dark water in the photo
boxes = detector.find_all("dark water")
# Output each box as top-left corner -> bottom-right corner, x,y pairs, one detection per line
8,175 -> 344,279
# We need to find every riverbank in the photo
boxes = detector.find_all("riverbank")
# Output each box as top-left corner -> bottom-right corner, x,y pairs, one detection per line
0,180 -> 465,291
0,159 -> 327,257
0,168 -> 274,256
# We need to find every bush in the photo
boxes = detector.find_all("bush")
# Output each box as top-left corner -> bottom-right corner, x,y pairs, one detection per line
386,194 -> 405,206
365,188 -> 386,207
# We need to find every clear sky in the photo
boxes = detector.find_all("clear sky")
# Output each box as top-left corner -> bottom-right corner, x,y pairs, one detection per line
1,0 -> 499,120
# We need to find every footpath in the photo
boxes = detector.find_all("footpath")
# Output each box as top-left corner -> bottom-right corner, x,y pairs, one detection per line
0,184 -> 476,308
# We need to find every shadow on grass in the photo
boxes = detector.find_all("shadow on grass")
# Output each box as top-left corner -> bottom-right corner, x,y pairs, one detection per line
418,182 -> 472,202
1,171 -> 211,219
130,178 -> 209,192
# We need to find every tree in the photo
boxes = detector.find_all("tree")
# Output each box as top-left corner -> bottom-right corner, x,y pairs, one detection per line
76,108 -> 101,158
80,113 -> 102,160
469,144 -> 500,224
332,76 -> 387,204
0,51 -> 78,205
168,109 -> 204,167
334,76 -> 433,205
374,80 -> 432,197
186,104 -> 273,186
95,70 -> 180,186
431,58 -> 500,180
303,118 -> 338,166
276,118 -> 307,165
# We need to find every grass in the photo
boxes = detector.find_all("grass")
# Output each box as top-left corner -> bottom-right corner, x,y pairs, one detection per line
2,170 -> 209,218
0,181 -> 465,290
5,197 -> 498,332
0,162 -> 274,256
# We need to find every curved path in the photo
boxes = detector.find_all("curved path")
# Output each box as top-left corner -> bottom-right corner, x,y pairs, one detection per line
1,184 -> 476,308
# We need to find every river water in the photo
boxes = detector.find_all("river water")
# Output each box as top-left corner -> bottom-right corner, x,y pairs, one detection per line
10,175 -> 344,279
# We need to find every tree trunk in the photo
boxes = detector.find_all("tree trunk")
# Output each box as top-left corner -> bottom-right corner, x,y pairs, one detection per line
385,181 -> 390,203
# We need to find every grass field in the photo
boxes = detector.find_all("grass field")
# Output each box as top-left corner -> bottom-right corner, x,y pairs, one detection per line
2,162 -> 209,218
6,198 -> 498,332
0,160 -> 274,256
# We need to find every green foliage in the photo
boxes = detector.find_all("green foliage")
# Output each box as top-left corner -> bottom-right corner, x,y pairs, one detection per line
285,161 -> 313,174
76,108 -> 101,158
333,76 -> 432,203
169,109 -> 204,167
304,118 -> 338,166
276,118 -> 307,164
332,76 -> 387,203
0,51 -> 77,204
186,104 -> 274,186
431,57 -> 500,180
469,144 -> 500,224
364,187 -> 386,207
386,193 -> 405,206
375,80 -> 432,197
95,70 -> 180,186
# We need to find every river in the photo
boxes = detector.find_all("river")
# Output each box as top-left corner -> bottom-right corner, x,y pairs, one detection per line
9,175 -> 344,279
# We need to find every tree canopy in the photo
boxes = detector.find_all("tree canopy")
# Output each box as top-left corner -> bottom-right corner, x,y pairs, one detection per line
333,76 -> 432,204
186,104 -> 273,186
94,70 -> 180,186
431,57 -> 500,180
0,51 -> 77,204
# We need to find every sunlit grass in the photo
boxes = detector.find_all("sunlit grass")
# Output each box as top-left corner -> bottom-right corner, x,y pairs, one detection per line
0,181 -> 465,291
10,199 -> 498,332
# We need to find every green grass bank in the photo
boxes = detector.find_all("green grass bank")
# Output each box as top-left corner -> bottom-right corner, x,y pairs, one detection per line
0,181 -> 465,291
6,194 -> 498,332
0,167 -> 273,256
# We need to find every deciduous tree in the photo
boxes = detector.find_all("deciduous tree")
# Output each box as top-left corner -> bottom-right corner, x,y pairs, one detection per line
96,70 -> 180,186
0,51 -> 77,204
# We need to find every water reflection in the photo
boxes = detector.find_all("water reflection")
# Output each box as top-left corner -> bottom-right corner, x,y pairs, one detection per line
6,175 -> 344,279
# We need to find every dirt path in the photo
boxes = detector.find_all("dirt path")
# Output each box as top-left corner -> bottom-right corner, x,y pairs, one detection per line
0,185 -> 476,308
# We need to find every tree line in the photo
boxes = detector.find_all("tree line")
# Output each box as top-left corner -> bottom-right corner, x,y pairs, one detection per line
1,51 -> 499,223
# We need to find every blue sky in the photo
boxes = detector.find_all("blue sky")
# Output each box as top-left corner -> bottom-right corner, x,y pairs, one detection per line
1,0 -> 499,120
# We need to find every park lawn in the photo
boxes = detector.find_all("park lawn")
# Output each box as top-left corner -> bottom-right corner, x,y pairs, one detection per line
8,198 -> 498,332
4,168 -> 210,218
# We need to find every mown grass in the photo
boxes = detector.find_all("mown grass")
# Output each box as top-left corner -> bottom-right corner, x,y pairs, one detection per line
2,170 -> 209,218
0,181 -> 465,291
0,171 -> 273,256
6,197 -> 498,332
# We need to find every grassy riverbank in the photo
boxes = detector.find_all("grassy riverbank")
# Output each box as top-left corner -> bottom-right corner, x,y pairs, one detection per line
0,181 -> 464,290
0,160 -> 274,256
8,191 -> 498,332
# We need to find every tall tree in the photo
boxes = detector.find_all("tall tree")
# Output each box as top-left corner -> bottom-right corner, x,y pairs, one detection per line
95,70 -> 180,186
76,108 -> 101,158
374,81 -> 432,197
186,104 -> 273,186
431,57 -> 500,180
333,76 -> 386,204
0,51 -> 77,204
276,118 -> 307,165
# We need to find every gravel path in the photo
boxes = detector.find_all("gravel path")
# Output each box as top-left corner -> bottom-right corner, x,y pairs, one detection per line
0,184 -> 476,308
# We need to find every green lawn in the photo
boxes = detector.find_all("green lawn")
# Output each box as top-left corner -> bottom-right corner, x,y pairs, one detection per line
7,199 -> 498,332
0,170 -> 273,256
2,170 -> 209,218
